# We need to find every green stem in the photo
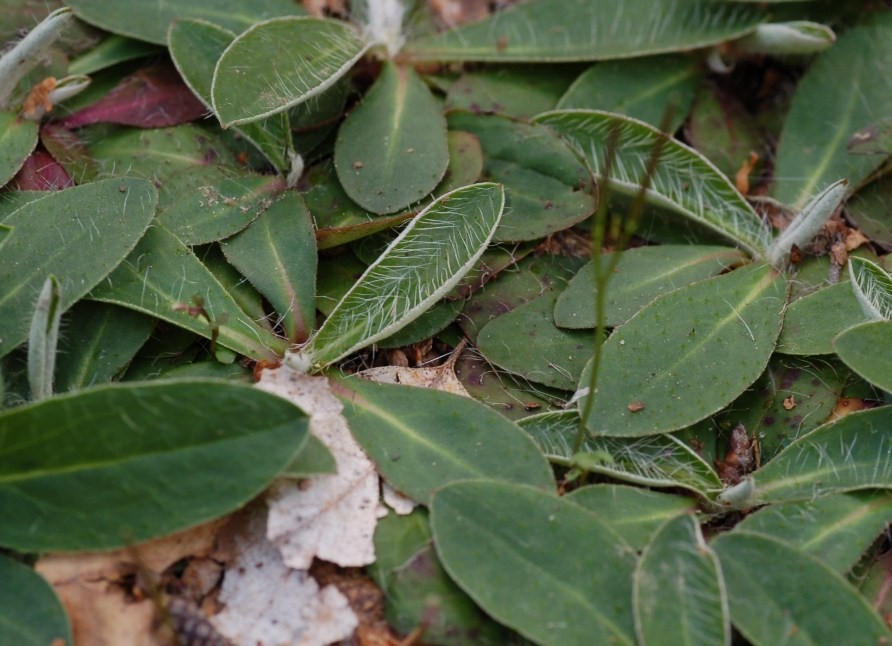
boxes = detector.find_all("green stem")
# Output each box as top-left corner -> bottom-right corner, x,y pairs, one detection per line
573,114 -> 672,454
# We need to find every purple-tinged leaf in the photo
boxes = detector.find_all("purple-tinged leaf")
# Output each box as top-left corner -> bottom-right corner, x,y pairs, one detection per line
58,64 -> 207,129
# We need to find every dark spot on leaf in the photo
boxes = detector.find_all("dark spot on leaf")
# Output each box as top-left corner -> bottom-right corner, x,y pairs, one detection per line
763,416 -> 775,426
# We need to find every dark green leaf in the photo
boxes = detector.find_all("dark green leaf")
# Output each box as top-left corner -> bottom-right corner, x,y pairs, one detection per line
736,491 -> 892,573
431,480 -> 636,645
582,264 -> 787,437
404,0 -> 763,62
0,178 -> 156,357
557,55 -> 702,132
0,553 -> 71,645
554,245 -> 745,329
0,111 -> 39,188
221,192 -> 316,344
0,379 -> 308,551
335,61 -> 448,215
634,515 -> 729,646
777,281 -> 868,355
89,225 -> 286,361
336,378 -> 555,503
712,532 -> 891,645
66,0 -> 302,45
447,111 -> 596,242
751,406 -> 892,504
834,321 -> 892,392
566,484 -> 695,550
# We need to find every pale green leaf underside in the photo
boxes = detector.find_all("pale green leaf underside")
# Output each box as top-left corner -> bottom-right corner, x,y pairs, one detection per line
518,410 -> 722,494
404,0 -> 764,62
535,110 -> 771,256
295,183 -> 505,370
168,19 -> 292,171
752,406 -> 892,504
211,17 -> 368,127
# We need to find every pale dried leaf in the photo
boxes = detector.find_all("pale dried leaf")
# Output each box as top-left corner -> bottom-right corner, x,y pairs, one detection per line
382,481 -> 416,515
211,509 -> 358,646
257,366 -> 383,568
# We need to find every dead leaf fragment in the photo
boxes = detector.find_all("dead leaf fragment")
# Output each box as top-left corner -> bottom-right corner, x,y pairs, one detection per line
627,401 -> 646,413
257,366 -> 382,569
211,509 -> 358,646
783,395 -> 797,410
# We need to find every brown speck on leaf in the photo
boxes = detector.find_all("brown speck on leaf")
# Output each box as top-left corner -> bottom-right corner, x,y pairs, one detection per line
496,36 -> 509,51
734,151 -> 759,195
627,401 -> 645,413
783,395 -> 796,410
353,160 -> 364,169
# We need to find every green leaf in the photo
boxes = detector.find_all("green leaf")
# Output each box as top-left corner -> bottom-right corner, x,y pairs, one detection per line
66,0 -> 301,45
445,65 -> 577,119
404,0 -> 763,62
221,192 -> 316,344
772,14 -> 892,207
777,281 -> 868,355
335,378 -> 554,503
582,264 -> 787,437
370,508 -> 432,590
335,61 -> 448,215
685,83 -> 764,184
167,19 -> 293,171
834,321 -> 892,392
156,168 -> 286,245
634,515 -> 729,646
519,410 -> 723,495
447,111 -> 596,243
555,245 -> 746,329
557,55 -> 702,132
847,174 -> 892,249
566,484 -> 695,550
89,225 -> 286,362
0,379 -> 308,551
736,491 -> 892,573
280,434 -> 336,478
0,553 -> 71,645
457,251 -> 578,341
292,183 -> 504,370
386,543 -> 509,645
0,112 -> 38,188
0,178 -> 157,357
88,124 -> 237,180
212,17 -> 367,127
712,532 -> 891,645
713,355 -> 845,460
431,480 -> 637,646
750,406 -> 892,504
40,124 -> 99,184
27,276 -> 62,401
68,34 -> 163,75
536,110 -> 771,256
434,130 -> 484,194
477,291 -> 591,390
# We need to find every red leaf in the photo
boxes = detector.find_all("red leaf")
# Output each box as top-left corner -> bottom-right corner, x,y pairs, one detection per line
58,64 -> 207,129
11,149 -> 74,191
